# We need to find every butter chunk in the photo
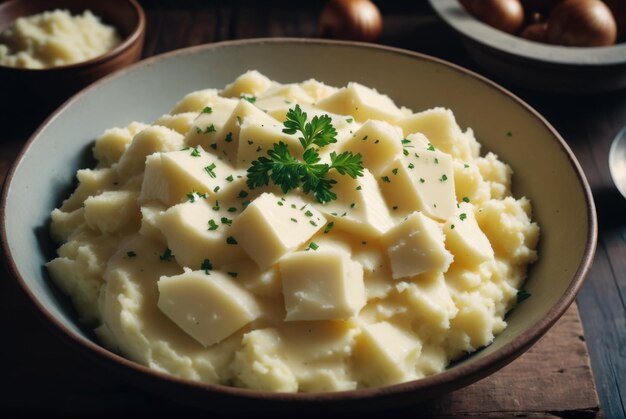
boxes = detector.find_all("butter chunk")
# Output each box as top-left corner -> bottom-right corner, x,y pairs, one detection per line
399,107 -> 473,161
382,211 -> 453,279
317,82 -> 404,124
354,322 -> 422,386
84,190 -> 140,234
139,203 -> 166,243
139,148 -> 241,206
318,169 -> 394,239
279,250 -> 365,321
231,193 -> 325,269
157,269 -> 260,347
157,199 -> 245,269
188,99 -> 283,165
379,142 -> 456,220
444,202 -> 494,267
336,120 -> 403,177
236,118 -> 301,168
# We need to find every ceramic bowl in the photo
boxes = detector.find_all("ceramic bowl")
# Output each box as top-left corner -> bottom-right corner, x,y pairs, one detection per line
429,0 -> 626,93
1,39 -> 597,412
0,0 -> 145,111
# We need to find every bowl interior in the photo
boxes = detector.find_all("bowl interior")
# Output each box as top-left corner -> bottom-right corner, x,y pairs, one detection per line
1,39 -> 595,403
0,0 -> 141,41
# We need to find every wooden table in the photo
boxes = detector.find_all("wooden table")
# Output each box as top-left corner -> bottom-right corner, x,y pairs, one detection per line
2,1 -> 623,417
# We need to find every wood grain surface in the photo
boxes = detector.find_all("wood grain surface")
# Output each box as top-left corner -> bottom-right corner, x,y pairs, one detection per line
2,0 -> 622,417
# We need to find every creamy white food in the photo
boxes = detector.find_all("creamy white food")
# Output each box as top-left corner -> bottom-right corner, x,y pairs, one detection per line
47,71 -> 539,392
0,9 -> 120,69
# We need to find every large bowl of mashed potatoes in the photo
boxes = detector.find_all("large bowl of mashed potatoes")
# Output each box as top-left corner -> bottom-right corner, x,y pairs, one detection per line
1,39 -> 596,411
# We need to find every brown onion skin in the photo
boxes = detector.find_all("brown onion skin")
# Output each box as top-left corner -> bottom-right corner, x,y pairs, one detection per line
603,0 -> 626,41
319,0 -> 383,42
547,0 -> 617,46
521,22 -> 550,41
460,0 -> 525,34
521,0 -> 563,14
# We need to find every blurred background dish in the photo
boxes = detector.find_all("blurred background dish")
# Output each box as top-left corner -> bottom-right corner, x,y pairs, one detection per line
0,0 -> 145,114
429,0 -> 626,93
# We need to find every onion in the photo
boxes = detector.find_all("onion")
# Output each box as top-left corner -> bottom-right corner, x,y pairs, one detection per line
319,0 -> 383,42
547,0 -> 617,46
521,0 -> 563,14
521,22 -> 549,42
603,0 -> 626,41
460,0 -> 525,34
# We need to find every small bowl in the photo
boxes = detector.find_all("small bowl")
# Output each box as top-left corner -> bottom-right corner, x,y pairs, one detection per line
1,39 -> 597,412
429,0 -> 626,93
0,0 -> 145,112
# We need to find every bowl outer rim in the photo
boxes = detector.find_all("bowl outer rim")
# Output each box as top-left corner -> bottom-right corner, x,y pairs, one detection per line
429,0 -> 626,67
0,0 -> 146,72
0,37 -> 599,403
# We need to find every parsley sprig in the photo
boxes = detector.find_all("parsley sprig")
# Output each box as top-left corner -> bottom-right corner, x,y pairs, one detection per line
246,105 -> 363,203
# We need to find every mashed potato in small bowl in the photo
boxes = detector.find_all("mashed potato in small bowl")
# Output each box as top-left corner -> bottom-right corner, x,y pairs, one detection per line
0,39 -> 596,411
0,0 -> 145,113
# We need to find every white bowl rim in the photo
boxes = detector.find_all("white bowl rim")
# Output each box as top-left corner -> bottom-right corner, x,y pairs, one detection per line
0,37 -> 598,405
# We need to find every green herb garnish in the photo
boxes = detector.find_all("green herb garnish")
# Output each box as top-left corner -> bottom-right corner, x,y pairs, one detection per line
201,259 -> 213,274
204,163 -> 217,178
517,289 -> 531,303
246,105 -> 363,203
159,248 -> 173,261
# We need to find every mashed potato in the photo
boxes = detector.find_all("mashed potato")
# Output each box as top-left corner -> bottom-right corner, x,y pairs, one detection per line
0,9 -> 120,69
46,71 -> 539,392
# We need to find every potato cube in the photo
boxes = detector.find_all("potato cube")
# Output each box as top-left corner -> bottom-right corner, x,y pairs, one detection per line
236,118 -> 301,168
317,82 -> 404,124
444,202 -> 494,267
399,107 -> 473,161
230,192 -> 325,269
317,169 -> 394,239
139,148 -> 242,206
157,269 -> 260,347
379,142 -> 456,220
279,250 -> 365,321
382,211 -> 453,279
336,120 -> 403,177
157,199 -> 246,269
188,99 -> 283,165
